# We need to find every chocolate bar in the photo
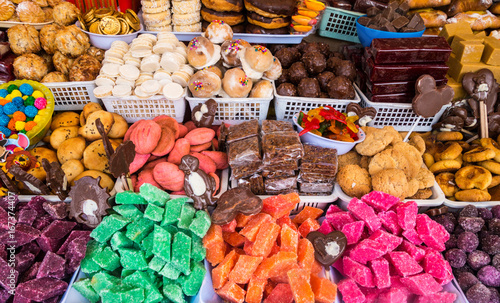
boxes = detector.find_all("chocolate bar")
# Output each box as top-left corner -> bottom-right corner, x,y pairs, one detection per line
369,37 -> 452,64
366,78 -> 448,95
364,57 -> 449,82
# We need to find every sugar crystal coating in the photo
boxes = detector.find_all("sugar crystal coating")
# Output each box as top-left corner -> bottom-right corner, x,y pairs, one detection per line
466,282 -> 491,303
467,250 -> 491,271
457,231 -> 479,253
477,266 -> 500,287
460,205 -> 479,218
459,217 -> 485,233
457,271 -> 480,292
445,248 -> 467,268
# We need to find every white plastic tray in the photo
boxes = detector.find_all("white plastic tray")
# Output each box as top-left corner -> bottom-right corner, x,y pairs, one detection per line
0,20 -> 53,30
141,31 -> 311,44
44,81 -> 99,111
444,197 -> 500,208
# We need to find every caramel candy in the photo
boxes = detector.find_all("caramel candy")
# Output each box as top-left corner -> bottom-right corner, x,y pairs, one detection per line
447,54 -> 487,82
450,34 -> 485,49
439,22 -> 473,44
454,41 -> 485,64
446,76 -> 467,101
482,37 -> 500,66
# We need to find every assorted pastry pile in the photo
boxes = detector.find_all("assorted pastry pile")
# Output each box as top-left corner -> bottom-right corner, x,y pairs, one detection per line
141,0 -> 202,32
0,0 -> 80,24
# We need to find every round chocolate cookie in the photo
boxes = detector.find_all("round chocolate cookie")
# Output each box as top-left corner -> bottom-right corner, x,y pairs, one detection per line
247,11 -> 290,29
277,83 -> 297,96
243,0 -> 295,18
202,0 -> 243,12
201,7 -> 245,25
246,23 -> 289,34
202,20 -> 246,32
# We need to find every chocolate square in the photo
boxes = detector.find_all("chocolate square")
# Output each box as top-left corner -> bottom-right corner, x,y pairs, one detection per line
392,16 -> 409,29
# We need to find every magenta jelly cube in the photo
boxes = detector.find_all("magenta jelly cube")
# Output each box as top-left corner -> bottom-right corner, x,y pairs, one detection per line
20,242 -> 40,258
326,211 -> 355,231
402,228 -> 423,245
400,273 -> 443,296
399,240 -> 426,262
16,277 -> 68,301
15,251 -> 34,274
387,251 -> 423,277
378,211 -> 402,235
348,198 -> 381,233
349,239 -> 386,264
20,262 -> 41,283
396,201 -> 418,230
338,278 -> 366,303
326,204 -> 343,215
0,244 -> 6,261
362,191 -> 400,212
333,258 -> 345,276
318,220 -> 334,235
0,288 -> 10,302
342,221 -> 365,245
32,215 -> 52,231
415,291 -> 457,303
343,256 -> 375,288
390,276 -> 411,296
360,287 -> 381,303
0,257 -> 18,290
37,251 -> 65,279
56,230 -> 91,255
416,214 -> 449,252
17,208 -> 37,226
13,293 -> 31,303
27,196 -> 46,215
369,230 -> 402,254
37,220 -> 76,252
422,250 -> 452,280
0,224 -> 41,247
369,258 -> 391,289
65,237 -> 88,275
378,288 -> 407,303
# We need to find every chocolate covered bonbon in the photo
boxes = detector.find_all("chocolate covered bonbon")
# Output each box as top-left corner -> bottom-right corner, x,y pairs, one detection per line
307,230 -> 347,267
191,99 -> 218,128
211,186 -> 263,225
179,155 -> 216,210
68,176 -> 110,228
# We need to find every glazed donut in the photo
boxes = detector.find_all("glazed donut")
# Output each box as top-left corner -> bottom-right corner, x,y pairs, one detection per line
455,165 -> 492,190
455,189 -> 491,202
435,172 -> 459,197
434,141 -> 463,161
204,20 -> 233,44
221,39 -> 251,67
463,147 -> 496,162
479,160 -> 500,175
187,36 -> 221,69
188,70 -> 222,98
222,67 -> 253,98
436,131 -> 463,141
263,57 -> 282,81
247,11 -> 290,29
201,7 -> 245,25
429,159 -> 462,174
480,138 -> 500,162
202,0 -> 243,12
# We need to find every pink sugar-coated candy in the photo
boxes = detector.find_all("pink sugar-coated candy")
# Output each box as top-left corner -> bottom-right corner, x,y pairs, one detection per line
360,287 -> 381,303
34,98 -> 47,110
317,220 -> 334,235
396,201 -> 418,230
378,288 -> 408,303
378,211 -> 402,235
422,250 -> 452,280
361,191 -> 400,212
342,221 -> 365,245
343,256 -> 375,288
326,204 -> 343,215
415,291 -> 457,303
399,240 -> 426,262
387,251 -> 423,277
326,211 -> 355,231
16,277 -> 68,301
349,239 -> 386,264
416,214 -> 450,252
368,230 -> 402,254
402,228 -> 423,245
369,258 -> 391,289
332,258 -> 345,276
347,198 -> 381,233
400,273 -> 443,296
390,276 -> 412,297
338,278 -> 366,303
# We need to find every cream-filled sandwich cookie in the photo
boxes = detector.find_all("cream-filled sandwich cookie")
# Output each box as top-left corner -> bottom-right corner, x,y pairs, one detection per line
163,82 -> 185,100
93,85 -> 113,98
112,84 -> 132,97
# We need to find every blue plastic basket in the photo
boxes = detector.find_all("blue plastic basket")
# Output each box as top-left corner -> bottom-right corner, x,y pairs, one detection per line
318,6 -> 363,43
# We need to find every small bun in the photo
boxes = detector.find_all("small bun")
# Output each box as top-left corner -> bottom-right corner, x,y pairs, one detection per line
220,39 -> 250,67
241,45 -> 273,79
250,80 -> 273,98
42,71 -> 67,83
204,20 -> 233,44
188,70 -> 222,98
222,67 -> 252,98
202,65 -> 223,78
187,36 -> 217,69
263,56 -> 282,80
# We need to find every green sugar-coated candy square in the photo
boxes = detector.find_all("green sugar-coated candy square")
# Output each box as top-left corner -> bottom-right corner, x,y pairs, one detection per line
90,272 -> 121,295
188,211 -> 211,238
123,271 -> 163,303
94,246 -> 121,271
171,232 -> 191,275
163,277 -> 176,287
116,191 -> 148,205
119,248 -> 148,270
126,217 -> 155,243
144,204 -> 165,222
181,262 -> 206,296
159,262 -> 181,280
73,279 -> 100,303
148,269 -> 162,289
80,258 -> 102,275
191,235 -> 206,263
110,231 -> 135,251
121,287 -> 145,302
101,289 -> 121,303
122,269 -> 135,279
91,214 -> 130,243
152,225 -> 171,262
140,183 -> 170,206
177,204 -> 196,231
149,255 -> 167,272
164,225 -> 178,235
163,284 -> 186,303
81,240 -> 104,274
161,197 -> 189,226
113,204 -> 143,220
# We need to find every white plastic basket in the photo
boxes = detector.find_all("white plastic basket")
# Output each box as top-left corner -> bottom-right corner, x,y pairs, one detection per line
274,82 -> 361,122
444,198 -> 500,208
44,81 -> 98,111
355,85 -> 449,131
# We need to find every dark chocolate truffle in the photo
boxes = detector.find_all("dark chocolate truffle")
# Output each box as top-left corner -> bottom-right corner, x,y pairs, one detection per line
275,47 -> 301,69
288,62 -> 308,85
327,56 -> 342,72
302,52 -> 326,75
297,78 -> 321,98
276,69 -> 289,86
276,83 -> 297,96
327,76 -> 355,99
335,60 -> 357,82
318,71 -> 336,92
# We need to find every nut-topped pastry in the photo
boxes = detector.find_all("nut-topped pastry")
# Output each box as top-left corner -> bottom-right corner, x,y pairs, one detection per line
7,24 -> 41,56
55,25 -> 90,58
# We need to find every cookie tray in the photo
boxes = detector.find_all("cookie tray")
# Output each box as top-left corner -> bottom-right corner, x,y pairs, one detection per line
0,20 -> 53,30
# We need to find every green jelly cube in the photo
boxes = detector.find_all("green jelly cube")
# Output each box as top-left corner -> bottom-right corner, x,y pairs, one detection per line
126,217 -> 155,243
91,214 -> 130,243
73,278 -> 100,303
181,262 -> 206,296
177,204 -> 196,231
121,287 -> 145,302
188,211 -> 211,238
116,191 -> 148,205
90,272 -> 121,295
101,289 -> 121,303
159,262 -> 181,280
152,225 -> 171,262
164,225 -> 178,235
81,240 -> 105,274
94,247 -> 121,271
191,235 -> 206,263
161,197 -> 189,226
80,258 -> 102,275
110,231 -> 135,251
121,269 -> 135,279
171,232 -> 191,275
123,271 -> 163,303
149,255 -> 167,272
113,204 -> 143,220
140,183 -> 170,206
119,248 -> 148,270
163,284 -> 186,303
144,204 -> 165,222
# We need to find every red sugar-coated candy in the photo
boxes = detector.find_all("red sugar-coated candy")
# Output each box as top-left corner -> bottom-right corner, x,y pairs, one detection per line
280,223 -> 299,254
369,258 -> 391,289
399,240 -> 426,262
251,222 -> 281,257
264,283 -> 294,303
262,193 -> 299,219
292,206 -> 324,225
36,251 -> 65,279
338,278 -> 366,303
217,281 -> 246,303
318,220 -> 334,235
212,250 -> 239,289
276,216 -> 298,231
240,213 -> 273,242
378,288 -> 408,303
400,273 -> 443,296
416,214 -> 450,252
310,275 -> 337,303
221,219 -> 237,233
297,238 -> 315,274
254,251 -> 298,279
362,191 -> 400,212
387,251 -> 423,277
349,239 -> 386,264
246,277 -> 267,303
223,231 -> 246,248
368,230 -> 403,254
297,218 -> 320,238
243,240 -> 254,256
402,228 -> 423,245
264,280 -> 277,298
228,255 -> 263,284
343,256 -> 375,288
378,211 -> 403,235
16,277 -> 68,301
342,221 -> 365,245
270,263 -> 300,284
414,291 -> 457,303
348,198 -> 381,233
287,268 -> 314,303
397,201 -> 418,230
326,211 -> 355,231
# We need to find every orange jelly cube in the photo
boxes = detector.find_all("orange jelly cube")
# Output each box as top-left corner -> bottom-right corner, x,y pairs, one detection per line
280,223 -> 299,254
228,255 -> 263,284
264,280 -> 277,298
221,219 -> 237,233
262,193 -> 300,219
212,250 -> 239,289
216,281 -> 246,303
240,213 -> 273,242
235,213 -> 253,228
223,231 -> 246,248
246,277 -> 267,303
310,275 -> 338,303
206,240 -> 227,266
270,263 -> 300,284
203,224 -> 223,248
311,260 -> 323,276
298,238 -> 315,274
253,251 -> 298,279
269,242 -> 280,257
287,268 -> 315,303
292,206 -> 324,225
243,240 -> 254,255
298,218 -> 320,238
251,222 -> 281,257
263,283 -> 294,303
276,216 -> 298,231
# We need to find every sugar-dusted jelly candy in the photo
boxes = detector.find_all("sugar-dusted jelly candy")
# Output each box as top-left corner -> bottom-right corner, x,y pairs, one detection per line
310,275 -> 337,303
152,225 -> 171,262
252,222 -> 280,257
223,231 -> 246,247
93,246 -> 120,271
36,251 -> 64,279
120,248 -> 148,270
148,255 -> 167,272
217,281 -> 246,303
343,256 -> 375,288
140,182 -> 170,206
280,223 -> 299,253
73,279 -> 100,303
122,271 -> 163,303
240,213 -> 273,242
90,272 -> 121,295
369,230 -> 403,254
159,262 -> 181,279
254,251 -> 298,279
161,197 -> 189,226
163,283 -> 186,303
292,206 -> 324,225
415,291 -> 457,303
57,230 -> 91,255
172,231 -> 192,275
246,277 -> 267,303
113,204 -> 143,220
228,255 -> 263,284
203,224 -> 223,248
235,213 -> 253,228
423,250 -> 452,280
264,283 -> 293,303
361,191 -> 400,212
348,198 -> 381,233
91,214 -> 129,243
116,191 -> 147,204
397,201 -> 418,230
144,204 -> 164,222
402,228 -> 423,245
362,287 -> 382,303
181,261 -> 206,296
416,214 -> 450,252
110,231 -> 134,251
191,235 -> 206,262
287,268 -> 314,303
297,238 -> 315,274
38,220 -> 76,252
342,221 -> 365,245
206,240 -> 226,266
458,217 -> 485,233
338,278 -> 365,303
16,277 -> 68,301
326,211 -> 355,231
378,288 -> 407,303
369,257 -> 391,289
399,240 -> 426,262
189,210 -> 211,238
261,193 -> 299,219
212,250 -> 239,289
125,217 -> 155,243
349,239 -> 386,264
400,273 -> 443,296
221,219 -> 237,233
297,218 -> 320,238
318,220 -> 334,235
388,251 -> 423,277
0,257 -> 17,290
378,211 -> 403,235
80,240 -> 103,274
178,203 -> 196,230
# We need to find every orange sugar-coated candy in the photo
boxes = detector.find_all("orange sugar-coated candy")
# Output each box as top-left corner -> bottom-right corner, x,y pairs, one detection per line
280,223 -> 299,254
223,231 -> 246,248
212,250 -> 239,289
310,275 -> 337,303
277,216 -> 298,231
203,224 -> 223,248
270,263 -> 300,284
287,268 -> 315,303
206,240 -> 227,266
246,277 -> 267,303
216,281 -> 246,303
7,119 -> 15,131
263,283 -> 294,303
221,219 -> 237,233
292,206 -> 324,225
240,213 -> 273,242
24,121 -> 37,131
311,260 -> 323,276
235,213 -> 254,228
228,255 -> 263,284
298,238 -> 315,274
269,242 -> 280,257
298,218 -> 320,238
262,193 -> 300,219
264,280 -> 277,298
251,222 -> 281,257
254,251 -> 298,279
12,111 -> 26,122
244,240 -> 254,255
0,99 -> 8,106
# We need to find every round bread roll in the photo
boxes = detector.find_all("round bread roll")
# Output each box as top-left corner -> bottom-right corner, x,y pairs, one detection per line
241,45 -> 273,79
69,54 -> 101,82
42,71 -> 67,82
202,0 -> 243,12
249,80 -> 273,98
47,0 -> 62,7
263,56 -> 282,80
13,53 -> 49,81
55,25 -> 90,58
187,36 -> 221,69
202,65 -> 223,78
221,39 -> 250,67
16,1 -> 45,23
42,6 -> 53,21
0,0 -> 15,21
204,20 -> 233,44
86,46 -> 105,62
53,1 -> 80,26
40,23 -> 63,55
7,24 -> 41,55
53,50 -> 74,75
188,70 -> 222,98
222,67 -> 253,98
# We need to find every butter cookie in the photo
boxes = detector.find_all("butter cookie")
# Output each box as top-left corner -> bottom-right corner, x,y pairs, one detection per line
455,165 -> 492,190
337,164 -> 371,198
372,168 -> 408,200
463,147 -> 496,163
455,189 -> 491,202
436,131 -> 463,141
434,141 -> 463,161
429,159 -> 462,174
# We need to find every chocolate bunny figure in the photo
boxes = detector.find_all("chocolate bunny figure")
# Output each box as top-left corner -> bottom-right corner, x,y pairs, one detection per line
191,99 -> 218,128
179,155 -> 216,210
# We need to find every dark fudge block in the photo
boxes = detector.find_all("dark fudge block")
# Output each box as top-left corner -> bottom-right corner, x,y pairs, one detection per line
364,57 -> 449,82
370,37 -> 452,64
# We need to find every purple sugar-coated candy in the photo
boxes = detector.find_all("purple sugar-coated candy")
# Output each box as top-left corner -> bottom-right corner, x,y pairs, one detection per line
326,211 -> 355,231
402,228 -> 423,245
0,288 -> 10,302
368,230 -> 402,254
42,202 -> 68,220
36,251 -> 65,279
489,288 -> 500,303
37,220 -> 76,252
32,215 -> 52,231
445,234 -> 458,250
460,205 -> 479,217
493,254 -> 500,270
361,191 -> 399,212
399,240 -> 426,262
482,235 -> 500,255
479,208 -> 493,220
477,266 -> 500,287
0,223 -> 40,247
0,206 -> 9,230
457,271 -> 480,292
457,231 -> 479,253
455,225 -> 465,235
0,257 -> 18,290
467,283 -> 492,303
56,230 -> 91,255
13,293 -> 32,303
489,218 -> 500,235
20,262 -> 41,283
468,250 -> 491,271
27,196 -> 46,215
0,195 -> 18,210
433,214 -> 455,234
492,206 -> 500,219
16,277 -> 68,301
397,201 -> 418,230
459,217 -> 485,233
20,242 -> 40,258
15,251 -> 34,274
17,208 -> 37,226
0,244 -> 6,261
378,211 -> 402,235
65,237 -> 87,275
347,198 -> 382,233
